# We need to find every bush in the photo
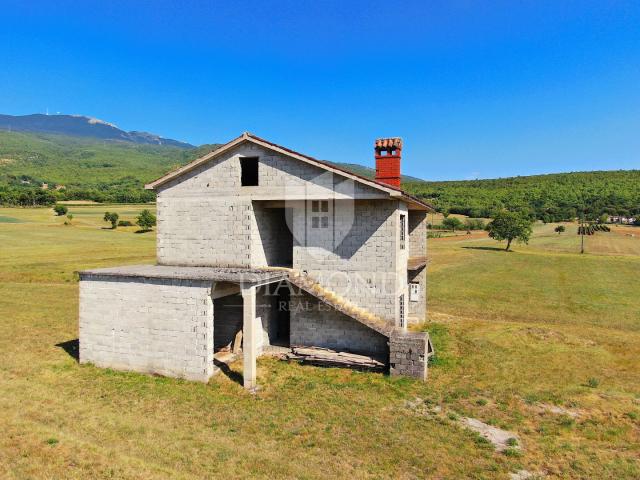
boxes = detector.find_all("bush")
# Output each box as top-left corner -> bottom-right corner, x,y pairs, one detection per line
464,218 -> 485,231
503,447 -> 521,457
554,225 -> 566,234
117,220 -> 133,227
53,204 -> 68,216
136,209 -> 157,231
442,217 -> 463,232
103,212 -> 119,229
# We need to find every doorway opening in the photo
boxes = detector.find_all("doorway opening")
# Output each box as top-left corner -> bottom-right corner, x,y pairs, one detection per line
255,203 -> 293,268
269,287 -> 290,347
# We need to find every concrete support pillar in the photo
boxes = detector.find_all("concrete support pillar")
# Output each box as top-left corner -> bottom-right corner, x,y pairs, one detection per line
241,284 -> 257,390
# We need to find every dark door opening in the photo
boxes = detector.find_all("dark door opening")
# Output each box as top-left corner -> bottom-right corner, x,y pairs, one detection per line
274,208 -> 293,267
274,288 -> 290,346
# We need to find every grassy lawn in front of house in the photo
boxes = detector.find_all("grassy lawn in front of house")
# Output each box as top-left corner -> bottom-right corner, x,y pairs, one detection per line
0,207 -> 638,479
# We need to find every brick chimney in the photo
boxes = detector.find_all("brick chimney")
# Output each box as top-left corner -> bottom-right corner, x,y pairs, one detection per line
374,137 -> 402,188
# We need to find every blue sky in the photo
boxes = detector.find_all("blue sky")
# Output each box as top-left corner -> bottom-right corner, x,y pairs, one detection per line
1,1 -> 639,180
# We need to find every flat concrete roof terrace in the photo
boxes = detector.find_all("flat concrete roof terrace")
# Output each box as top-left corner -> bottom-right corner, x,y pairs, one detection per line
79,264 -> 289,285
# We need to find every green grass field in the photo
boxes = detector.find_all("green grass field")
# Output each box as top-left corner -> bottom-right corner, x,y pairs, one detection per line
1,206 -> 638,479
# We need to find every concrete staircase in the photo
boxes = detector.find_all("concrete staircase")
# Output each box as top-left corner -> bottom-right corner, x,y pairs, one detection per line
287,270 -> 395,337
282,268 -> 432,381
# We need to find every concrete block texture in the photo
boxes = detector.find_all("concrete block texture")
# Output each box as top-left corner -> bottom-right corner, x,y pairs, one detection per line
79,276 -> 215,382
292,199 -> 407,324
388,331 -> 429,380
290,291 -> 389,361
408,210 -> 428,258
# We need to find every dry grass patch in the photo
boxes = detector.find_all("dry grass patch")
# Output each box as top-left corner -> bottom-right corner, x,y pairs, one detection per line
1,208 -> 639,478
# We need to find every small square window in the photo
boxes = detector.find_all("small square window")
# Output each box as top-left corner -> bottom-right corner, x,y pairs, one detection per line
312,217 -> 319,228
321,216 -> 329,228
311,201 -> 319,212
320,200 -> 329,212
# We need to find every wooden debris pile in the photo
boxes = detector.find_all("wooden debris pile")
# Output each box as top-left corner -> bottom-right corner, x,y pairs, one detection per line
285,346 -> 386,372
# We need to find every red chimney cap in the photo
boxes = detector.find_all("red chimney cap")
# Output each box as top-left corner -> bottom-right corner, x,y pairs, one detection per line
375,137 -> 403,150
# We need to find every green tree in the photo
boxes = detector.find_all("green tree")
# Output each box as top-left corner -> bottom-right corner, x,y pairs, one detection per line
486,210 -> 533,251
554,225 -> 565,234
136,209 -> 157,231
442,217 -> 463,232
53,204 -> 68,216
103,211 -> 119,229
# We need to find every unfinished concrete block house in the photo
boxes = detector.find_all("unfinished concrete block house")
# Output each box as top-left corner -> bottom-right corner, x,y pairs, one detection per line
79,133 -> 433,389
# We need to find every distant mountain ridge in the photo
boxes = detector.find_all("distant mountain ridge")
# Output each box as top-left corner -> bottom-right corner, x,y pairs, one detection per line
0,114 -> 194,148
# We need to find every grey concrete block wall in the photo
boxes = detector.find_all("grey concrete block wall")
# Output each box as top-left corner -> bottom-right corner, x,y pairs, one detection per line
79,275 -> 215,382
155,142 -> 384,269
389,331 -> 429,380
408,210 -> 428,323
291,199 -> 406,323
408,210 -> 427,258
290,291 -> 389,361
408,268 -> 427,322
156,196 -> 253,267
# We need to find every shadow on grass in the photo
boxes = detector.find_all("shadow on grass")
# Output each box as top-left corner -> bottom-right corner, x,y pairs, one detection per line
56,339 -> 79,362
461,246 -> 509,252
214,359 -> 244,386
135,229 -> 153,234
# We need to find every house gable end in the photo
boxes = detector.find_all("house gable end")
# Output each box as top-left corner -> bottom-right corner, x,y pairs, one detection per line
152,136 -> 389,200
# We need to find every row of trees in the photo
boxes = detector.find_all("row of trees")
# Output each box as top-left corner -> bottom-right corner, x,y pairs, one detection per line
433,217 -> 486,232
0,182 -> 156,207
103,210 -> 156,231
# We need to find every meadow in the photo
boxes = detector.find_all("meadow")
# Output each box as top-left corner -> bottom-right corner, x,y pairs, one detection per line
0,205 -> 638,479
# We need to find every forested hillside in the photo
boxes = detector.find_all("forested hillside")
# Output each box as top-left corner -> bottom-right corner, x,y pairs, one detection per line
403,171 -> 640,221
1,129 -> 638,220
0,131 -> 218,204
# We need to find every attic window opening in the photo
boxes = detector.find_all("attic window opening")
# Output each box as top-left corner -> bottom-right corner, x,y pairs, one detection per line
240,157 -> 259,186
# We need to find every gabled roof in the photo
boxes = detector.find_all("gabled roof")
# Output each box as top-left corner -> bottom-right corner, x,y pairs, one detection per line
145,132 -> 433,210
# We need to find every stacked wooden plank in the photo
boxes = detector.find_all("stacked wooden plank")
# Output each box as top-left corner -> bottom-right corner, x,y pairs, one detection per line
285,346 -> 386,372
